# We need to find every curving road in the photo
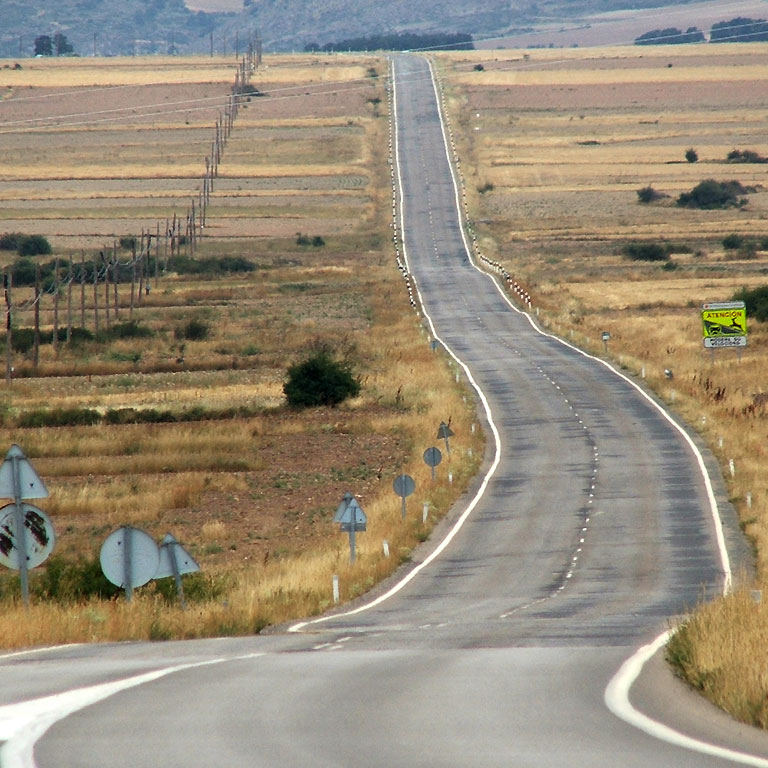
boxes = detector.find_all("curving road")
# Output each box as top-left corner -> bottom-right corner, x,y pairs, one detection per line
1,53 -> 766,768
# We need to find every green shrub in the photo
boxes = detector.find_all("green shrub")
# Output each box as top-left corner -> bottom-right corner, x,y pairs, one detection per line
119,236 -> 137,250
18,407 -> 101,428
98,320 -> 154,341
677,179 -> 751,209
34,555 -> 120,602
734,285 -> 768,322
623,242 -> 670,262
685,148 -> 698,163
176,318 -> 210,341
0,232 -> 24,251
284,351 -> 360,408
722,233 -> 745,250
726,149 -> 768,164
637,185 -> 662,203
17,235 -> 52,257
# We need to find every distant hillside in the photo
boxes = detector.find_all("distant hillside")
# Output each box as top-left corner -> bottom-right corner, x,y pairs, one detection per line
0,0 -> 231,58
1,0 -> 761,57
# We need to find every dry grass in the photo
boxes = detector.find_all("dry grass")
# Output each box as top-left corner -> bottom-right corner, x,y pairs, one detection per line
437,44 -> 768,726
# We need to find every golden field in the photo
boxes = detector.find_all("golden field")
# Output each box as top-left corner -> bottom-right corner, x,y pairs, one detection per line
435,42 -> 768,726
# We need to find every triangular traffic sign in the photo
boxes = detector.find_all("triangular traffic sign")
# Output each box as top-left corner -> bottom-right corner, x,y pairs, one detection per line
156,533 -> 200,579
0,445 -> 49,499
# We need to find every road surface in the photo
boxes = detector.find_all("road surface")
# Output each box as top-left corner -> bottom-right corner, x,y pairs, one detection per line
0,53 -> 765,768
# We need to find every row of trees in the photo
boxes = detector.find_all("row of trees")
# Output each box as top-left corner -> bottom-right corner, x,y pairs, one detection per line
635,17 -> 768,45
33,33 -> 74,56
305,32 -> 474,53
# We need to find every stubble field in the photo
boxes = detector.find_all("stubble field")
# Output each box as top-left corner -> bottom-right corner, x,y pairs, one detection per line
0,53 -> 482,645
436,43 -> 768,727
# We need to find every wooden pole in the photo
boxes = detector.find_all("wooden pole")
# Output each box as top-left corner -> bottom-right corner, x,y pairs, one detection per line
33,265 -> 40,371
103,251 -> 111,330
52,257 -> 59,356
66,264 -> 72,344
93,254 -> 99,334
113,241 -> 119,317
80,252 -> 86,329
5,270 -> 12,385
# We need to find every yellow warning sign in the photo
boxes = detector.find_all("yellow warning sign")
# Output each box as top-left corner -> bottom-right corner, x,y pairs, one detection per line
701,301 -> 747,348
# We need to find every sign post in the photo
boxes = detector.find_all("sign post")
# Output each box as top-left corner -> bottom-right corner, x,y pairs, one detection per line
436,422 -> 455,457
334,492 -> 367,564
0,444 -> 51,606
702,301 -> 747,355
423,446 -> 442,481
156,533 -> 199,608
393,474 -> 416,519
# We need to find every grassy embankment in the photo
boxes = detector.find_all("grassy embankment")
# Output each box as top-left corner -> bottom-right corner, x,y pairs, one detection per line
435,44 -> 768,727
0,54 -> 482,646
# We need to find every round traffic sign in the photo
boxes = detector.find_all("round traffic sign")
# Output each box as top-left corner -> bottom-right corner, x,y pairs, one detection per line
0,502 -> 55,570
100,526 -> 159,589
423,446 -> 442,468
393,473 -> 416,498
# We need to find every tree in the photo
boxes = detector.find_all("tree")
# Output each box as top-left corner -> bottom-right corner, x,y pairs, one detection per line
53,33 -> 74,56
34,35 -> 52,56
284,350 -> 360,408
685,148 -> 698,163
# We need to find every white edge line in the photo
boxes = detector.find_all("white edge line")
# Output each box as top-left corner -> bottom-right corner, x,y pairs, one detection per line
605,631 -> 768,767
0,653 -> 264,768
288,54 -> 503,634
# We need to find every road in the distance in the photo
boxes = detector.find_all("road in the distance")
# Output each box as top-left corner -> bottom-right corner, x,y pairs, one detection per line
1,53 -> 766,768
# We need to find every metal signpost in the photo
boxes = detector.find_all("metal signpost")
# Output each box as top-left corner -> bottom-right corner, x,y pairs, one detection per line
100,526 -> 160,602
334,492 -> 367,564
702,301 -> 747,357
423,446 -> 442,481
601,331 -> 610,353
156,533 -> 199,608
0,444 -> 51,606
393,473 -> 415,519
437,421 -> 454,456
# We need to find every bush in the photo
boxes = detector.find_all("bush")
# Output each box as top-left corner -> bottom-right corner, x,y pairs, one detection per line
18,407 -> 101,428
677,179 -> 751,209
0,232 -> 24,251
734,285 -> 768,322
722,233 -> 745,250
284,351 -> 360,408
726,149 -> 768,164
167,255 -> 254,275
296,233 -> 325,247
637,185 -> 663,203
119,236 -> 137,250
685,148 -> 698,163
98,320 -> 154,341
18,235 -> 52,257
176,318 -> 210,341
623,242 -> 669,262
35,555 -> 120,602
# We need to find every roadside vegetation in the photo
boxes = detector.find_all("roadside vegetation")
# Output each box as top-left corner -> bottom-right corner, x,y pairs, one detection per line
436,43 -> 768,729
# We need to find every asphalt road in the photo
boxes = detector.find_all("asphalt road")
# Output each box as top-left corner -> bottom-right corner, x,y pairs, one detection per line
1,53 -> 766,768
